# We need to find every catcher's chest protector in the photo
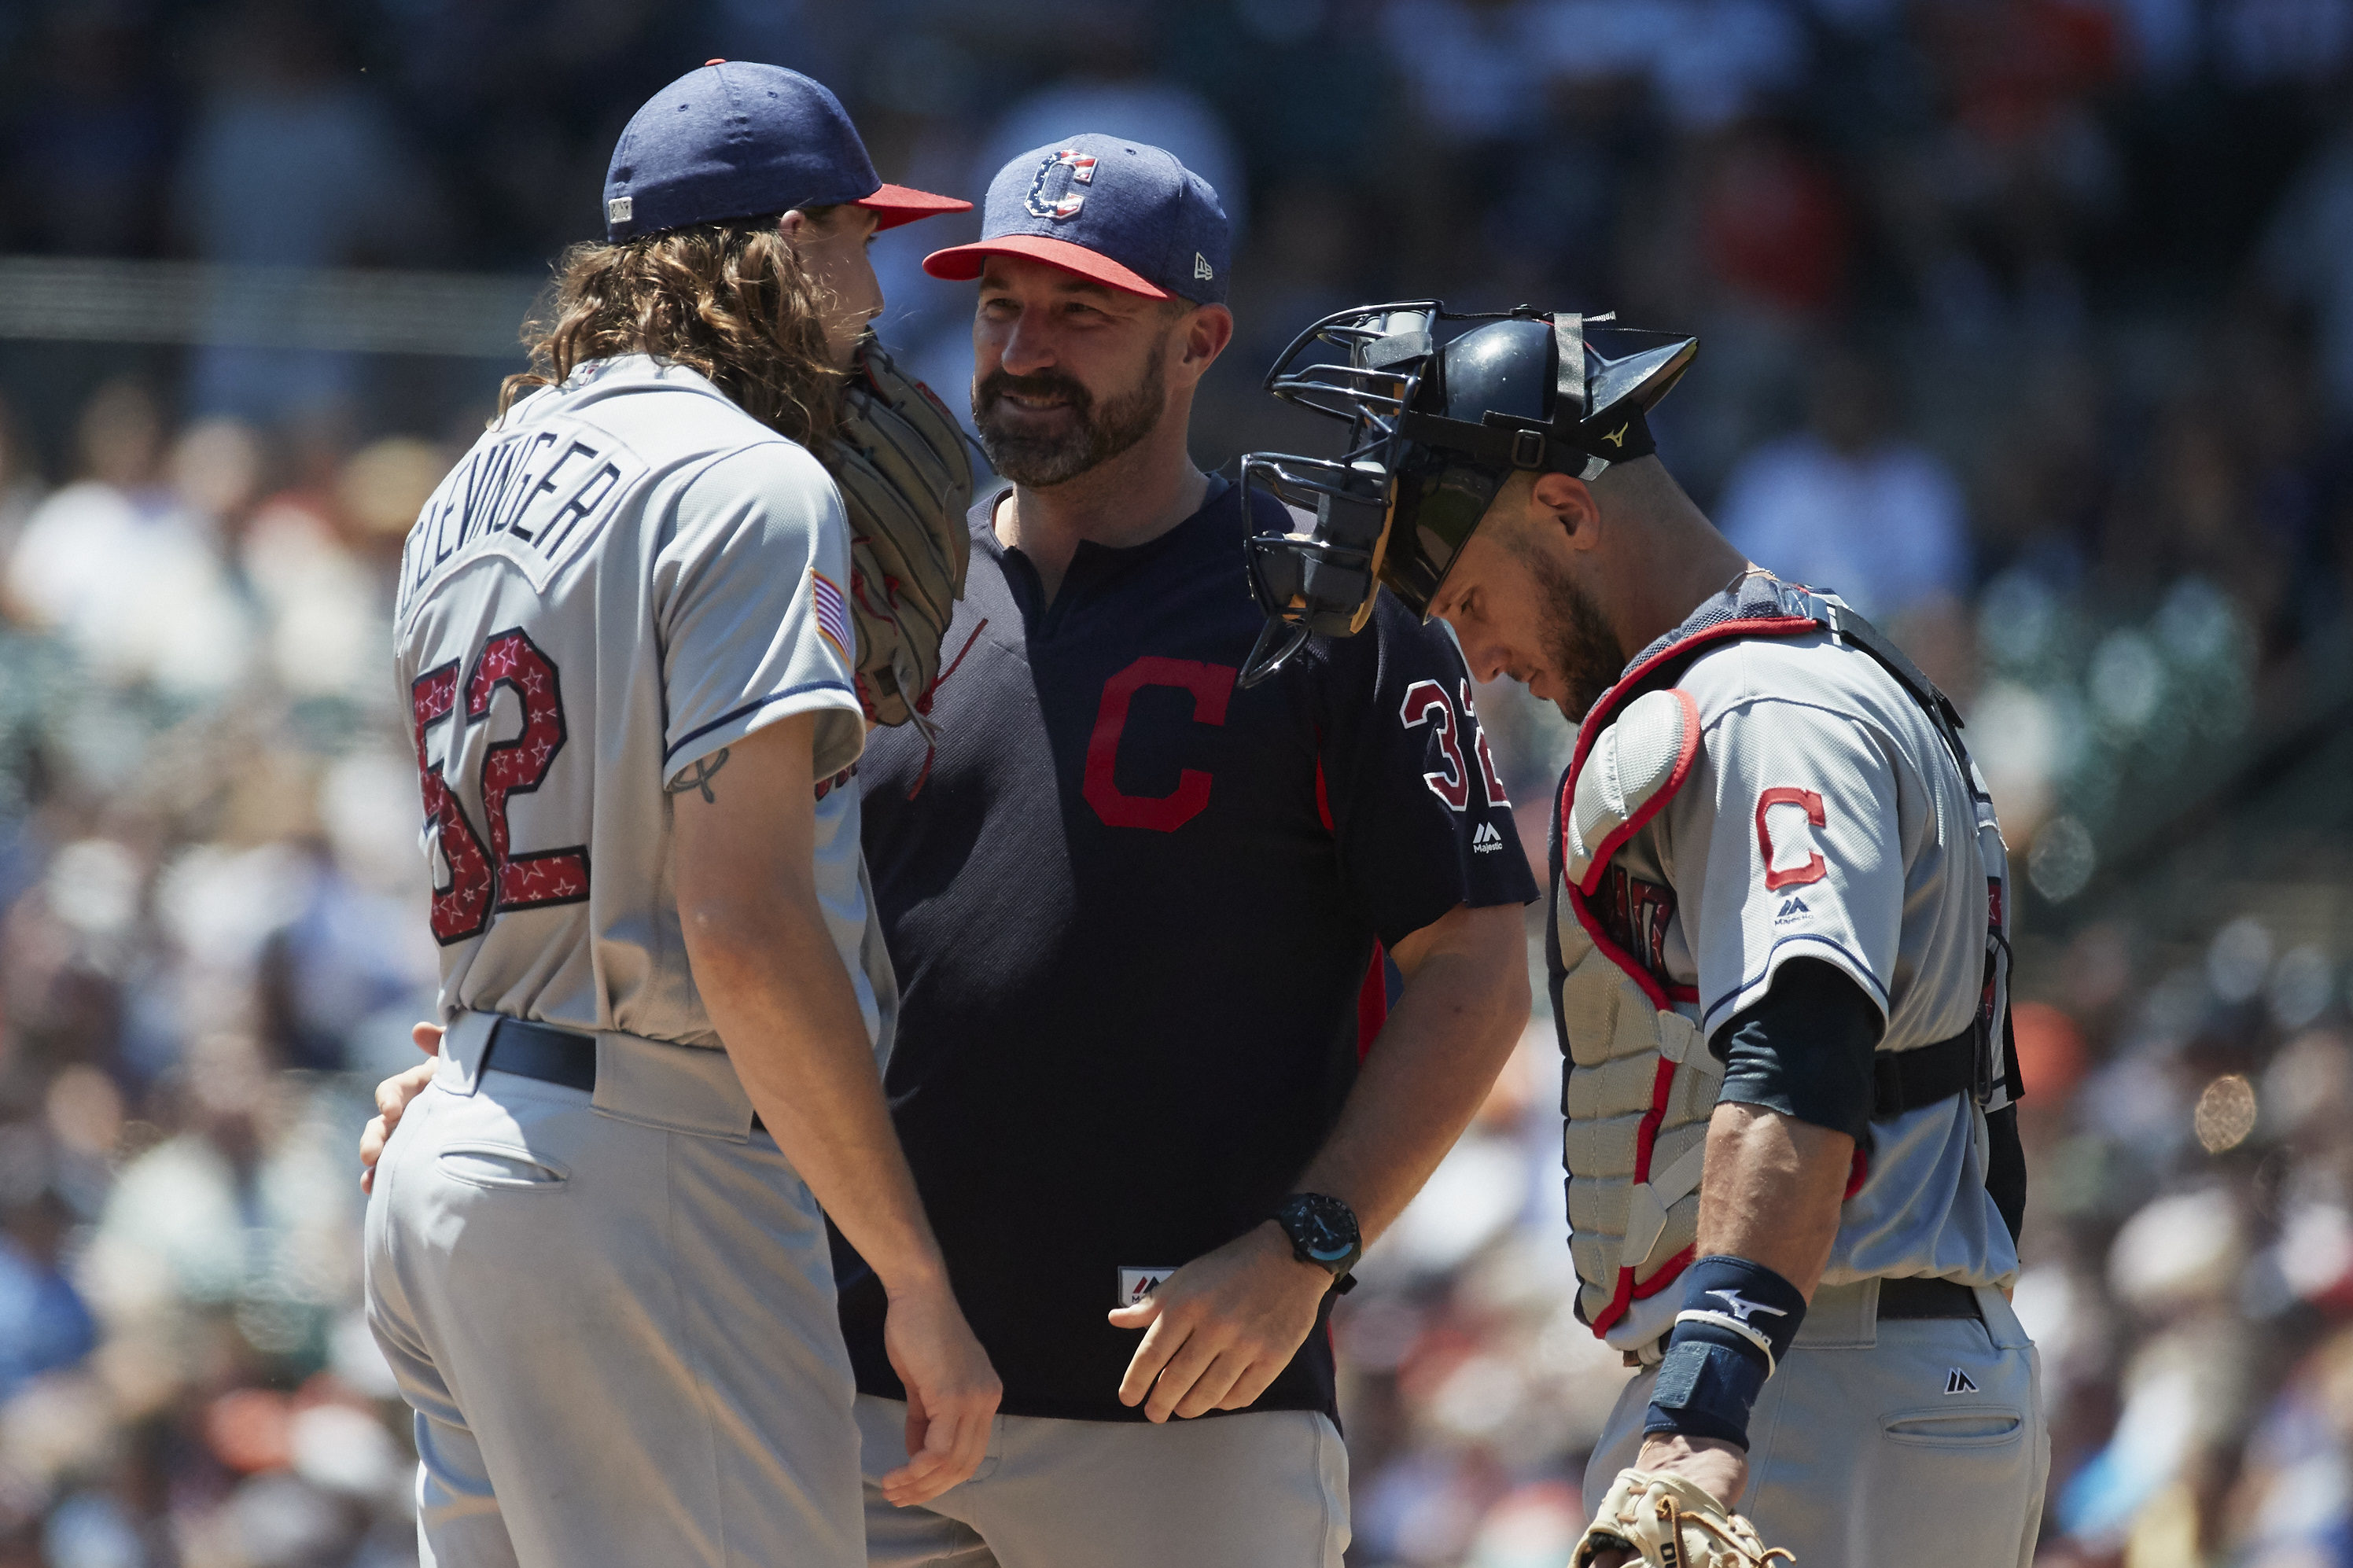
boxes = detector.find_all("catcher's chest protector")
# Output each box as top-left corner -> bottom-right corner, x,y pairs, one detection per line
1551,590 -> 2015,1351
1556,680 -> 1720,1344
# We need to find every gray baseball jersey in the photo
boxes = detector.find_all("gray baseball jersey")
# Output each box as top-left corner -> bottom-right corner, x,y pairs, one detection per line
393,353 -> 893,1055
1622,614 -> 2016,1287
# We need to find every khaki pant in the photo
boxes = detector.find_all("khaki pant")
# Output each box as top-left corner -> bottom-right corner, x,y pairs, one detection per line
364,1017 -> 863,1568
855,1394 -> 1350,1568
1587,1280 -> 2049,1568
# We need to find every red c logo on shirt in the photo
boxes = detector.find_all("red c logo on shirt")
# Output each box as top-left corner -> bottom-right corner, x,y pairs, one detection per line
1755,786 -> 1827,890
1084,656 -> 1236,832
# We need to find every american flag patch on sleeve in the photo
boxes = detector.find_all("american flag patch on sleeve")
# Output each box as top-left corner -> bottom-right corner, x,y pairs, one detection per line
810,569 -> 852,661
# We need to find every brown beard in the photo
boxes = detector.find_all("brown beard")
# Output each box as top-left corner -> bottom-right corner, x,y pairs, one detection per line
973,333 -> 1167,487
1525,545 -> 1626,721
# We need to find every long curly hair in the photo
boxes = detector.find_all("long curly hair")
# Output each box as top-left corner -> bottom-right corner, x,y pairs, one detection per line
499,212 -> 846,448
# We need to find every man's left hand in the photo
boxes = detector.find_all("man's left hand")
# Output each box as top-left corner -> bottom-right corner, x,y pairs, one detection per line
1107,1220 -> 1331,1422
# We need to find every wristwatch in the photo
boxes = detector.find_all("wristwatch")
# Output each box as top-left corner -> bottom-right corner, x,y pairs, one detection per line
1273,1192 -> 1361,1289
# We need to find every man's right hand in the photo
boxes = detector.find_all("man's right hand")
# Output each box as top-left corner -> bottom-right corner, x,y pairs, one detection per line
359,1022 -> 443,1194
878,1275 -> 1002,1507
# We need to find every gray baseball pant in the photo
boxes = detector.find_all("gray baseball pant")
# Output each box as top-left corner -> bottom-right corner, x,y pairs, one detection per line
854,1393 -> 1350,1567
363,1014 -> 864,1568
1586,1279 -> 2049,1568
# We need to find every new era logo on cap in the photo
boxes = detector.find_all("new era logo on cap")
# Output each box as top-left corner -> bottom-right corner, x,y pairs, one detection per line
922,133 -> 1231,305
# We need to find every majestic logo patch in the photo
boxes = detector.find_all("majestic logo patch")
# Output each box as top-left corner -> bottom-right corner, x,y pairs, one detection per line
1026,149 -> 1097,220
1774,896 -> 1810,922
1706,1289 -> 1788,1324
1117,1267 -> 1176,1308
1472,820 -> 1506,853
1945,1367 -> 1979,1396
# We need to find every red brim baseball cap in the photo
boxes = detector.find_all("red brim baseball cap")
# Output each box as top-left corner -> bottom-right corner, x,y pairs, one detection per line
858,182 -> 973,232
921,233 -> 1170,299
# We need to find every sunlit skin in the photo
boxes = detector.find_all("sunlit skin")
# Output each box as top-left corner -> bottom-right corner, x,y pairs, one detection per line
1427,458 -> 1854,1537
1427,462 -> 1746,719
781,204 -> 883,369
971,256 -> 1231,599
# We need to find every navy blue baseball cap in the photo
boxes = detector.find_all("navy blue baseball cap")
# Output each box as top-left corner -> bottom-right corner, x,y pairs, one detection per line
922,134 -> 1229,305
603,61 -> 968,242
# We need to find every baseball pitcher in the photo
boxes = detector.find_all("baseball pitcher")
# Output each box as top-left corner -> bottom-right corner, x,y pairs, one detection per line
365,63 -> 996,1568
1239,305 -> 2048,1567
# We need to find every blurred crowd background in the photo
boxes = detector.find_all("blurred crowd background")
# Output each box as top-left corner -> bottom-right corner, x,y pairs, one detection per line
0,0 -> 2350,1564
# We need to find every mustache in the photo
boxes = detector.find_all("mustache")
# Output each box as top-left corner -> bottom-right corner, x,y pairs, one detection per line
974,367 -> 1095,417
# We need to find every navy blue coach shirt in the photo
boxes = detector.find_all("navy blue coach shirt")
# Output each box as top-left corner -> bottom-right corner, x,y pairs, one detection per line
837,477 -> 1537,1423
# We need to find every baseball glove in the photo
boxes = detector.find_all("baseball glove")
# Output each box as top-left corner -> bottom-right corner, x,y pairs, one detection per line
1571,1470 -> 1793,1568
831,335 -> 974,731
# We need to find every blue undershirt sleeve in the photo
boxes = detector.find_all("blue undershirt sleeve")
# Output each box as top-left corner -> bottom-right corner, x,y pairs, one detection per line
1707,957 -> 1882,1146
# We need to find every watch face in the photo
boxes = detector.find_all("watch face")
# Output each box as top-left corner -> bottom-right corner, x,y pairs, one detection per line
1290,1196 -> 1359,1265
1302,1227 -> 1353,1264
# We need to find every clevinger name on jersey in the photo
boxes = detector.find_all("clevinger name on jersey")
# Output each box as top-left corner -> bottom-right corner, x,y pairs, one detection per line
397,403 -> 650,622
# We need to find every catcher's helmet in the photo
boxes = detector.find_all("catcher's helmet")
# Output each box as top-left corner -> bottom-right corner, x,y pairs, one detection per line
1237,304 -> 1698,685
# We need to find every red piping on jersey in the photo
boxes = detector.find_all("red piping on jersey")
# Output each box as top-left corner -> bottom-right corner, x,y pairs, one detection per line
1561,613 -> 1820,1338
1357,945 -> 1388,1061
1315,748 -> 1390,1061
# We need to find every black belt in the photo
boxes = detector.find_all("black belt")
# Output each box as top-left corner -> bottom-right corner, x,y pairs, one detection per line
480,1017 -> 765,1132
1872,1027 -> 1979,1121
1877,1276 -> 1982,1320
482,1017 -> 597,1091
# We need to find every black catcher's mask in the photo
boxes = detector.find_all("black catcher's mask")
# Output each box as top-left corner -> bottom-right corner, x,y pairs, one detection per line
1237,304 -> 1698,686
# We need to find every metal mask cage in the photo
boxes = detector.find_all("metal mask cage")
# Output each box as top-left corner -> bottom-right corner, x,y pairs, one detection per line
1237,300 -> 1694,686
1239,301 -> 1495,685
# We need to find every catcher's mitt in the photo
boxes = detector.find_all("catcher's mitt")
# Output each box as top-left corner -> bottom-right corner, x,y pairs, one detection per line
831,335 -> 974,731
1571,1470 -> 1793,1568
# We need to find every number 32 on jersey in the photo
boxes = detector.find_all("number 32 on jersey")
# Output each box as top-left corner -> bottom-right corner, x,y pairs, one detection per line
1400,679 -> 1508,812
411,627 -> 591,944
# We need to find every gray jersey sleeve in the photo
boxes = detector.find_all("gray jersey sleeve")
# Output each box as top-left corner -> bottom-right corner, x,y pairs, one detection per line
1676,696 -> 1906,1039
654,441 -> 864,786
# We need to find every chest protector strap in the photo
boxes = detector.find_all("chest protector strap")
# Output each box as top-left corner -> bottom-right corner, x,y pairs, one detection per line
1550,584 -> 2018,1345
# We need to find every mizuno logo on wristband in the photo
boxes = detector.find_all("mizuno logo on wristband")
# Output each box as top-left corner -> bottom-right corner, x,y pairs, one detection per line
1706,1289 -> 1789,1323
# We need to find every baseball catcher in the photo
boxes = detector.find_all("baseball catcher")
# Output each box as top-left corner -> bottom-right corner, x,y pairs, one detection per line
1241,304 -> 2047,1567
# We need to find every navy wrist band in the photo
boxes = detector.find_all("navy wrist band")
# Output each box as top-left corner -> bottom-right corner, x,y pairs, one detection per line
1644,1255 -> 1809,1449
1644,1340 -> 1767,1449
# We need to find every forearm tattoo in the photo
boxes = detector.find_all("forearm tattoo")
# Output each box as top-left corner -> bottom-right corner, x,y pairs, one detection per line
666,748 -> 731,804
